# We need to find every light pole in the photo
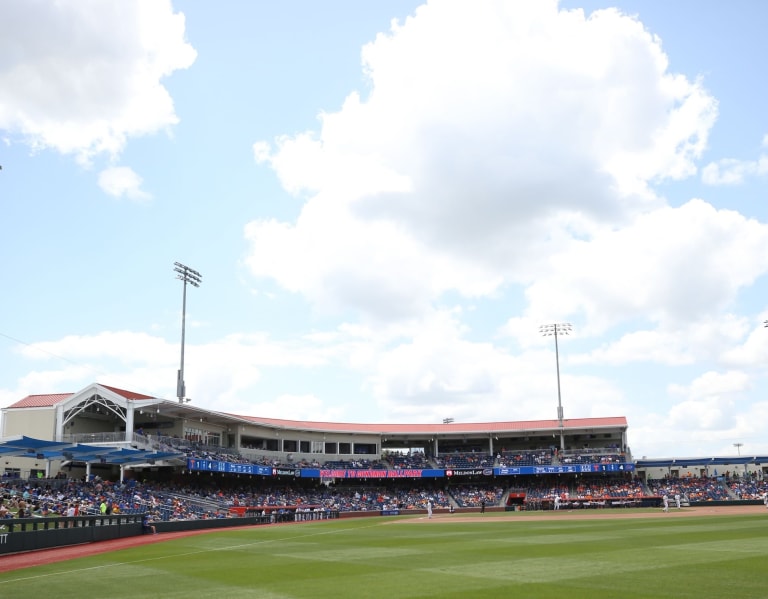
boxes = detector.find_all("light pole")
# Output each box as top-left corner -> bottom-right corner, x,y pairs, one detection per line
734,442 -> 743,456
540,323 -> 572,451
174,262 -> 201,403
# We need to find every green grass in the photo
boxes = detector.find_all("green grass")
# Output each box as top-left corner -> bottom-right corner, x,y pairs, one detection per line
1,511 -> 768,598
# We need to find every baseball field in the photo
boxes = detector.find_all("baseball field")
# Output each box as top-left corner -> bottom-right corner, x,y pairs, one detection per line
1,506 -> 766,598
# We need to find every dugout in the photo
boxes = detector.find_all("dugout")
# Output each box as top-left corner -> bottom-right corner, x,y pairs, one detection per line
505,491 -> 526,510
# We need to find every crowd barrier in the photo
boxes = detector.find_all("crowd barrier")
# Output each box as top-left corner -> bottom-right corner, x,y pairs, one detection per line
522,498 -> 655,510
0,514 -> 143,555
0,510 -> 341,556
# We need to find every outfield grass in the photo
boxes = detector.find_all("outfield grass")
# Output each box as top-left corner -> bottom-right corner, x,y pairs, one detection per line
1,511 -> 767,598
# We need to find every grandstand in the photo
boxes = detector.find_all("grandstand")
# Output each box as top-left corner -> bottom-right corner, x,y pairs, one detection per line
2,380 -> 768,552
1,382 -> 634,482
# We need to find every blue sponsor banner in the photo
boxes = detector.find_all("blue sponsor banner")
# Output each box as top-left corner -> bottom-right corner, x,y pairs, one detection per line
186,459 -> 632,478
272,467 -> 300,477
445,468 -> 494,478
496,463 -> 634,476
186,458 -> 272,476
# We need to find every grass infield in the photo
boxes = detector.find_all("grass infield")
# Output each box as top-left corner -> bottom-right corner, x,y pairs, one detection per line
1,510 -> 767,598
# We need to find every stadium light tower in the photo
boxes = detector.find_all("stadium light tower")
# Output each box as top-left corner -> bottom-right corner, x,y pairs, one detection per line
174,262 -> 201,403
733,442 -> 743,456
540,323 -> 572,451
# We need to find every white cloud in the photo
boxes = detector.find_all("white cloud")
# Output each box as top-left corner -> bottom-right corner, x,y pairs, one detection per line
720,316 -> 768,368
579,329 -> 696,367
6,0 -> 768,460
574,315 -> 751,367
359,308 -> 625,424
10,330 -> 346,415
247,1 -> 717,323
664,370 -> 749,432
98,166 -> 151,201
228,393 -> 347,422
6,332 -> 176,403
622,367 -> 768,457
366,310 -> 506,421
523,200 -> 768,330
670,369 -> 751,401
701,156 -> 768,185
0,0 -> 196,162
239,0 -> 768,445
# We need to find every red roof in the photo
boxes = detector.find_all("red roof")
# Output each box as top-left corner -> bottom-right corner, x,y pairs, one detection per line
5,393 -> 72,409
99,385 -> 156,400
5,384 -> 627,436
230,415 -> 627,434
5,384 -> 156,409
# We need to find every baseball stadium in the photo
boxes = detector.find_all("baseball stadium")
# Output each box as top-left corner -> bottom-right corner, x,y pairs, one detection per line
1,382 -> 767,598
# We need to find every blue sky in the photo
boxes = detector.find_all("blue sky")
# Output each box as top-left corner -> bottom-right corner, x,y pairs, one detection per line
2,0 -> 768,459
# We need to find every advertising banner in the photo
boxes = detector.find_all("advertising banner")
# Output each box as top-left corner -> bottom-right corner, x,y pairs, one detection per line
187,459 -> 632,478
496,463 -> 634,476
186,458 -> 272,476
302,468 -> 445,479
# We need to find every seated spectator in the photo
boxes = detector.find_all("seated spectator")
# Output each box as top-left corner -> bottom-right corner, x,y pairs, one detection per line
142,512 -> 157,534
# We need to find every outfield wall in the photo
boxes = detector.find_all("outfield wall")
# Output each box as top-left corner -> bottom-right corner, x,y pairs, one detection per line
0,512 -> 339,556
0,514 -> 143,555
2,500 -> 764,557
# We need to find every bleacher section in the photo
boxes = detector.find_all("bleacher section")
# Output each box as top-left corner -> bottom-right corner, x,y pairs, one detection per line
497,450 -> 553,467
646,477 -> 730,502
435,452 -> 494,469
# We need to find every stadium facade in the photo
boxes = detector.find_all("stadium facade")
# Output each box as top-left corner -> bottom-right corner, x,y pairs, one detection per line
1,382 -> 766,483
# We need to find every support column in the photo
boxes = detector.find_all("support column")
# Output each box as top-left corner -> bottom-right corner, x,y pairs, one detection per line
125,402 -> 135,442
55,404 -> 65,441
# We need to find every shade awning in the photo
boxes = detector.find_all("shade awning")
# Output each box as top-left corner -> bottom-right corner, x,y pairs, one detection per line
0,435 -> 183,466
